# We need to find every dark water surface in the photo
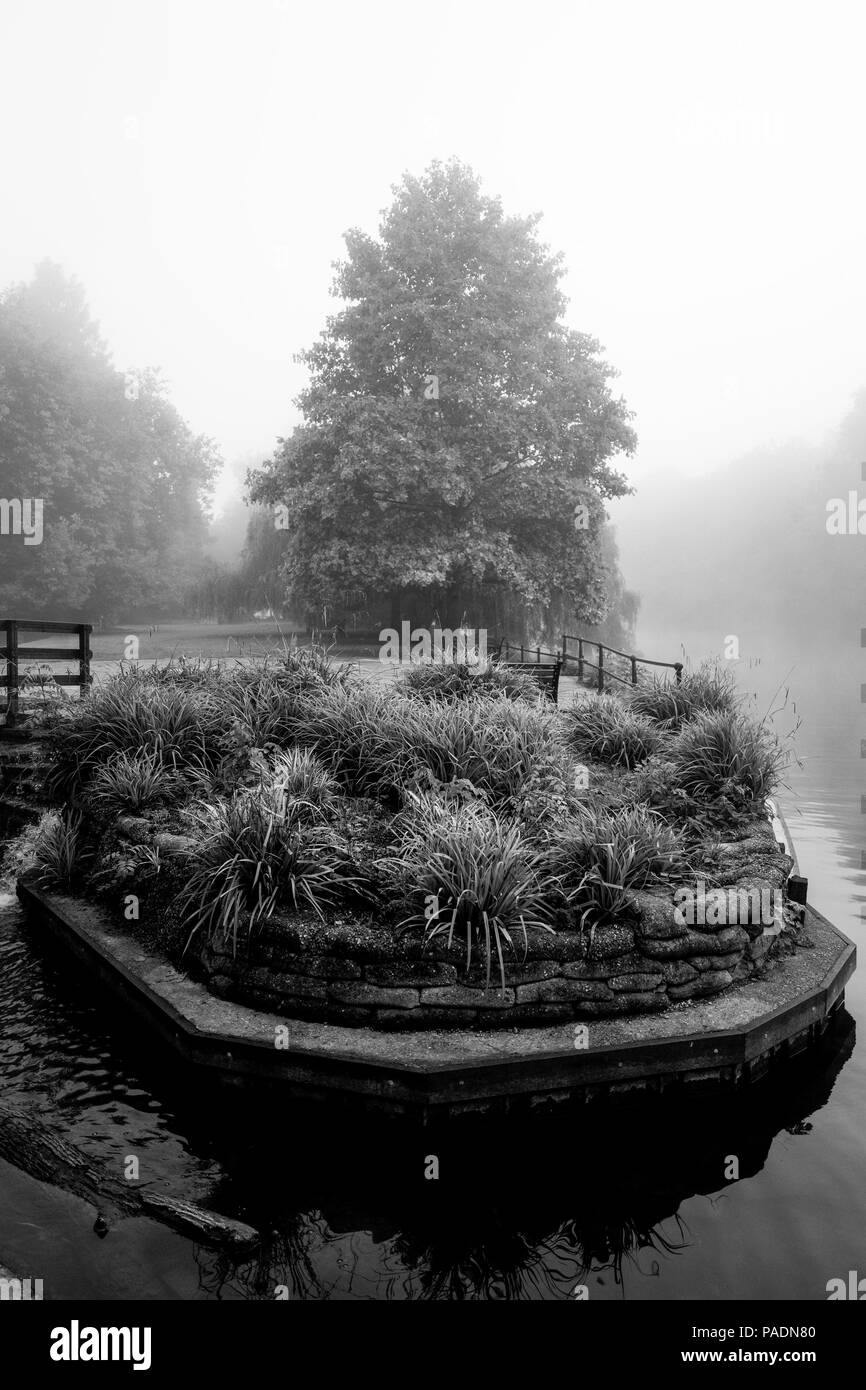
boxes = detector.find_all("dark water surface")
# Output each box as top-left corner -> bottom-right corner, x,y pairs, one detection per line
0,648 -> 864,1300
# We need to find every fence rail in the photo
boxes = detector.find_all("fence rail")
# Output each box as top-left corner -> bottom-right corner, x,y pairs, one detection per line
493,633 -> 682,694
1,620 -> 92,724
562,634 -> 681,692
494,640 -> 562,666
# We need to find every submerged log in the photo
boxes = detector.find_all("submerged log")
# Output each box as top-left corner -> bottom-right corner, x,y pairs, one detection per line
0,1104 -> 259,1252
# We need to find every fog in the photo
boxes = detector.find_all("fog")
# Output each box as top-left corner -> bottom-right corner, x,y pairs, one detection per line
611,388 -> 866,666
2,0 -> 865,640
2,1 -> 865,499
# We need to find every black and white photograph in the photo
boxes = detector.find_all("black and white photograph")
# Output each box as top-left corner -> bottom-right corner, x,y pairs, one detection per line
0,0 -> 863,1352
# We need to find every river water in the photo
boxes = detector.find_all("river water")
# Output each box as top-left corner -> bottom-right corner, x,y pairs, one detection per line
0,645 -> 863,1301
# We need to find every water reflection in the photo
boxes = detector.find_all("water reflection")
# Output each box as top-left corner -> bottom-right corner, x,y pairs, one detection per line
176,1010 -> 853,1300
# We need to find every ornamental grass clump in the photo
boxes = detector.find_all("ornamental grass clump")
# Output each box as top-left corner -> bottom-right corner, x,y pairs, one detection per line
267,747 -> 339,820
398,657 -> 541,704
179,782 -> 367,955
84,748 -> 182,816
407,695 -> 564,812
388,801 -> 558,991
561,694 -> 662,769
46,673 -> 231,800
276,642 -> 354,689
667,708 -> 786,804
120,656 -> 228,692
548,804 -> 690,932
627,663 -> 738,731
292,683 -> 409,797
221,669 -> 309,748
291,686 -> 560,810
220,649 -> 354,747
33,810 -> 92,888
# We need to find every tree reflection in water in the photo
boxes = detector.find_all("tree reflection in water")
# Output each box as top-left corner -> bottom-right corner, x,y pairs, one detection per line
193,1209 -> 691,1301
187,1011 -> 852,1301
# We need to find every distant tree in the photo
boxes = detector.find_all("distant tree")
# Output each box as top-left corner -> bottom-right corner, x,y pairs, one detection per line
0,260 -> 220,620
185,505 -> 295,623
204,450 -> 269,566
556,523 -> 640,650
249,160 -> 636,634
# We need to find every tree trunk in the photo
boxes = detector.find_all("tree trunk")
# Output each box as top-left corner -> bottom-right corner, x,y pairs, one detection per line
444,585 -> 464,628
389,586 -> 402,630
0,1104 -> 259,1251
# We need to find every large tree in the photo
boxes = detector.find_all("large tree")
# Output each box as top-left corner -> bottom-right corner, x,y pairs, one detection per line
0,261 -> 220,621
249,160 -> 636,636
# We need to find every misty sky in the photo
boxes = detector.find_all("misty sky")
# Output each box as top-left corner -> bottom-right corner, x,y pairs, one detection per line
2,0 -> 864,524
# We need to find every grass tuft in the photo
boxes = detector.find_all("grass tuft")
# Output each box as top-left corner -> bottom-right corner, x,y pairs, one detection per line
561,694 -> 662,769
398,657 -> 541,704
386,801 -> 557,990
627,663 -> 738,731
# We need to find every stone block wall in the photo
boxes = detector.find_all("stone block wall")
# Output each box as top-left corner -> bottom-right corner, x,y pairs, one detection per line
191,817 -> 795,1031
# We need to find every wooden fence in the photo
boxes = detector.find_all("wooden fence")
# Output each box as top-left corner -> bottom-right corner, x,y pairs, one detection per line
494,634 -> 682,694
562,635 -> 682,692
1,620 -> 92,724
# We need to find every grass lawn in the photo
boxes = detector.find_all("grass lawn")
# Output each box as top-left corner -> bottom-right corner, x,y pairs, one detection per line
83,621 -> 383,663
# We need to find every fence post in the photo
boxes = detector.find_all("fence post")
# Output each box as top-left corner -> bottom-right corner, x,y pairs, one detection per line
578,638 -> 584,682
4,620 -> 18,725
631,655 -> 638,685
78,624 -> 92,699
536,645 -> 540,664
520,642 -> 524,662
562,634 -> 568,670
597,643 -> 604,693
674,661 -> 683,686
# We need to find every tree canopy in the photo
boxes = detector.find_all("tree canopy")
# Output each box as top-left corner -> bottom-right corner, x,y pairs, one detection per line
0,260 -> 220,621
249,160 -> 636,634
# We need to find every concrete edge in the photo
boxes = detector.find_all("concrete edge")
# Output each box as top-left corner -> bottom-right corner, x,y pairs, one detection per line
16,878 -> 856,1113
